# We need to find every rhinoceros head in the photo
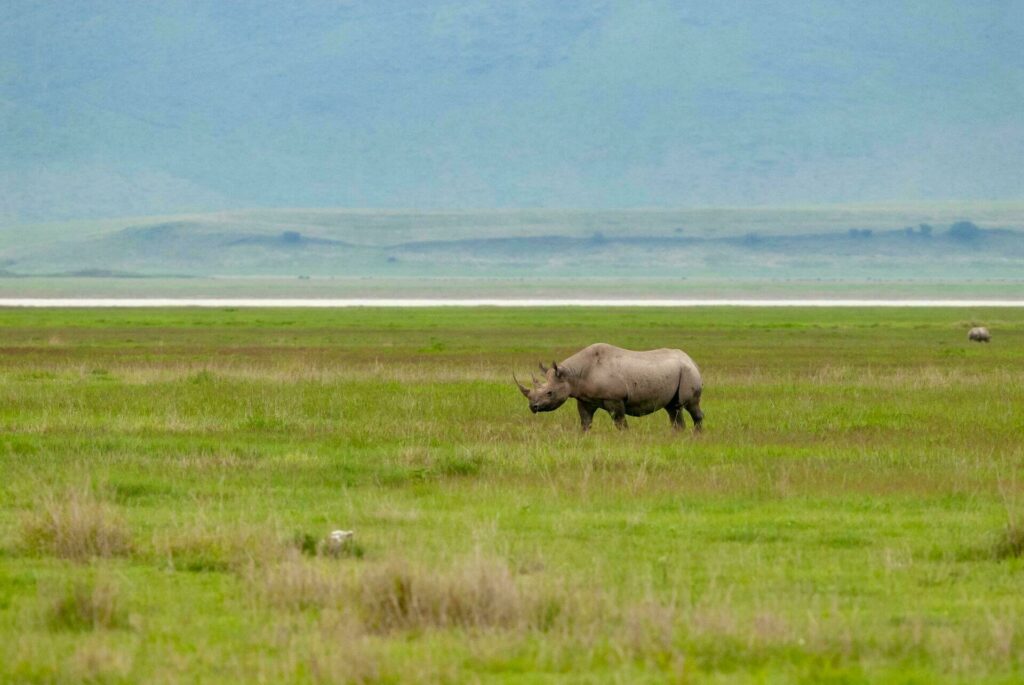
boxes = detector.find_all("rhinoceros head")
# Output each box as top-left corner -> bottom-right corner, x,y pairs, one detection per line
514,361 -> 572,413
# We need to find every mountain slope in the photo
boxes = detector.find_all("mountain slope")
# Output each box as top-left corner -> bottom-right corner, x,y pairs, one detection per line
3,2 -> 1023,221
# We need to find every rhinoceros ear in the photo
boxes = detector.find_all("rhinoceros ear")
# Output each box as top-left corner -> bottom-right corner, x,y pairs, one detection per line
513,374 -> 531,397
552,361 -> 563,378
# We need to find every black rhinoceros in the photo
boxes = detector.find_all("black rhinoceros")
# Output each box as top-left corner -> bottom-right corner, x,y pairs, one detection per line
515,343 -> 703,433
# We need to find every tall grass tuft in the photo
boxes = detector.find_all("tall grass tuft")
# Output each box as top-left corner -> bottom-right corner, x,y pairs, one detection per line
993,483 -> 1024,560
153,519 -> 285,572
46,577 -> 126,631
303,614 -> 381,685
254,554 -> 346,611
993,522 -> 1024,560
359,555 -> 531,632
66,639 -> 135,683
20,485 -> 131,561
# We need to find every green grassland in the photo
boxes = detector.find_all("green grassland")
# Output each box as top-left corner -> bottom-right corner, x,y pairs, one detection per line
1,307 -> 1023,683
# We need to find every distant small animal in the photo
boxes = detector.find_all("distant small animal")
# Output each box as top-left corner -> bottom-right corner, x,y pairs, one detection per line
323,530 -> 355,557
515,343 -> 703,433
968,326 -> 991,343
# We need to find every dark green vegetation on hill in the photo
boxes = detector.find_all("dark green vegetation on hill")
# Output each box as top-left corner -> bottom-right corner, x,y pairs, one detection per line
1,307 -> 1023,682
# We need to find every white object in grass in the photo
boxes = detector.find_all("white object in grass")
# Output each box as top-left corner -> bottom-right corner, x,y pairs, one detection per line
325,529 -> 355,556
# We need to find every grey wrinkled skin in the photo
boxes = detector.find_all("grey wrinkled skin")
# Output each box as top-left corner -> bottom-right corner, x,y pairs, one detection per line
968,326 -> 991,343
515,343 -> 703,433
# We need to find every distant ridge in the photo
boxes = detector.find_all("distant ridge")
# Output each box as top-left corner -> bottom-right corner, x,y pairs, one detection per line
1,208 -> 1023,281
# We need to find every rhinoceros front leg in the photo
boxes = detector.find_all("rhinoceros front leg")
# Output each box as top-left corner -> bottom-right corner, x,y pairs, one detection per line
576,400 -> 596,433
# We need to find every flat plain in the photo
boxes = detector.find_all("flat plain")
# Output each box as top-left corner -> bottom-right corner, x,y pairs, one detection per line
1,306 -> 1023,683
2,276 -> 1024,301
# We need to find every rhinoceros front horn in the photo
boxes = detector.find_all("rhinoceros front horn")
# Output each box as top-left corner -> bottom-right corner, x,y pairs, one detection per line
513,373 -> 531,397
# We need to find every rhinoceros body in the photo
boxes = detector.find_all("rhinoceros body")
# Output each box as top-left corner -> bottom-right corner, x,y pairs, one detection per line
968,327 -> 991,343
515,343 -> 703,432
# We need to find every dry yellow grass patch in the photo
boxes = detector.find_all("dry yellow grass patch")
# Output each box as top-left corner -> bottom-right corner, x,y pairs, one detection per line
67,638 -> 135,683
248,611 -> 384,684
20,485 -> 132,561
151,515 -> 289,572
251,553 -> 350,611
248,550 -> 569,638
45,576 -> 126,631
294,613 -> 382,685
359,555 -> 536,633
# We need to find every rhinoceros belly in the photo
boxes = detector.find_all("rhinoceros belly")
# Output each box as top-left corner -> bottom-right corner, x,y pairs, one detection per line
624,401 -> 663,416
624,390 -> 676,416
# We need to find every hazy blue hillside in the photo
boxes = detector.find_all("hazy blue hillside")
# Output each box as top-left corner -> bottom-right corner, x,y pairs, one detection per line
3,207 -> 1023,281
3,1 -> 1023,222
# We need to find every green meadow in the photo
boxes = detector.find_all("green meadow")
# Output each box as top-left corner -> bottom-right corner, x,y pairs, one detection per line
1,275 -> 1023,301
1,306 -> 1023,683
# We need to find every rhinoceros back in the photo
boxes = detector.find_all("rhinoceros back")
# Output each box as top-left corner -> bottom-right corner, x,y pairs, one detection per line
565,343 -> 702,414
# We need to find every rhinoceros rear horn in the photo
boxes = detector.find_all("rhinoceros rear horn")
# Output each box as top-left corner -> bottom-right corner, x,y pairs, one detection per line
513,373 -> 530,397
538,362 -> 548,373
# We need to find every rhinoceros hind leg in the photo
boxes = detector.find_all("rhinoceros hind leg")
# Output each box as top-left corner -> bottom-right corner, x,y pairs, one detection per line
685,401 -> 704,433
665,403 -> 686,431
